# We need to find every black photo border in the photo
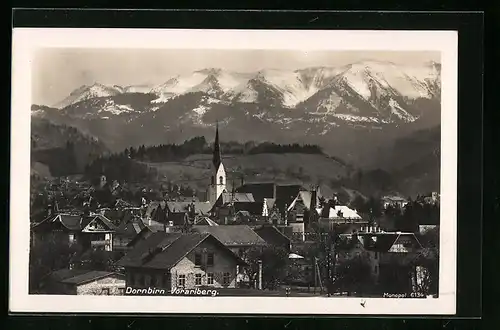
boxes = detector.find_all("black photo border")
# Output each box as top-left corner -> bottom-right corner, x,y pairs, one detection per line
8,8 -> 484,329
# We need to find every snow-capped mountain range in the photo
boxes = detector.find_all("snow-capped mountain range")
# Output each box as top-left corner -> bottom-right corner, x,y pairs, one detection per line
33,60 -> 441,165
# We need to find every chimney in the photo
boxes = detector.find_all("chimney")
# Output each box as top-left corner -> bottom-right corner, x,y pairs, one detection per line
240,175 -> 244,188
273,183 -> 277,199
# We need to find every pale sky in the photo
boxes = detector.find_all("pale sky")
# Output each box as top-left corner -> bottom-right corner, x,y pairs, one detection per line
32,49 -> 440,106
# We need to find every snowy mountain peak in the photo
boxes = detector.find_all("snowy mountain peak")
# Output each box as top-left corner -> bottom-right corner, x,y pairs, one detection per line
53,83 -> 122,109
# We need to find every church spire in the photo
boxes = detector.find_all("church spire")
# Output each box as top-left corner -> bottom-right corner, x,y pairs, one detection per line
212,121 -> 222,169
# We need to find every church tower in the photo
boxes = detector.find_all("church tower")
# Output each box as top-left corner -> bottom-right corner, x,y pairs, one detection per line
208,122 -> 226,205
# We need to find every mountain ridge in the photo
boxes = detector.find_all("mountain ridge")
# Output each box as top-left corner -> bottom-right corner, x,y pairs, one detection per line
33,60 -> 441,171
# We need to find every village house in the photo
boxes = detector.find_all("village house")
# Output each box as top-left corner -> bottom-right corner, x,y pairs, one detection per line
191,225 -> 267,256
315,198 -> 367,234
31,211 -> 117,251
116,232 -> 247,292
234,182 -> 304,220
381,195 -> 409,209
336,227 -> 424,293
113,214 -> 147,251
41,269 -> 126,295
419,192 -> 440,205
210,191 -> 256,224
286,189 -> 321,241
146,200 -> 212,231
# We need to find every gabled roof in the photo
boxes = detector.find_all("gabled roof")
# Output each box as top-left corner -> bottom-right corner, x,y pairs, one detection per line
264,198 -> 276,210
253,225 -> 291,245
118,232 -> 183,266
57,214 -> 84,231
116,216 -> 146,237
234,201 -> 264,216
220,192 -> 255,204
48,269 -> 90,282
355,232 -> 423,252
235,210 -> 251,217
275,184 -> 304,209
235,183 -> 275,202
192,225 -> 267,246
32,213 -> 117,232
117,232 -> 247,269
81,214 -> 117,232
151,203 -> 168,223
194,217 -> 219,226
287,191 -> 319,212
60,271 -> 123,285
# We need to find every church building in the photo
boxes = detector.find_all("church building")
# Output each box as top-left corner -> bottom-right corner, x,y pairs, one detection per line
207,123 -> 227,205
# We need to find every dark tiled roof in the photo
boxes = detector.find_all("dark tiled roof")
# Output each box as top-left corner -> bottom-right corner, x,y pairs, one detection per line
220,192 -> 255,204
59,214 -> 84,231
169,212 -> 188,226
235,183 -> 275,202
49,269 -> 89,282
151,204 -> 168,223
61,271 -> 123,285
253,225 -> 291,246
143,233 -> 211,269
117,232 -> 246,269
192,225 -> 267,246
116,217 -> 145,237
275,185 -> 304,210
234,202 -> 264,216
81,214 -> 117,232
117,232 -> 183,267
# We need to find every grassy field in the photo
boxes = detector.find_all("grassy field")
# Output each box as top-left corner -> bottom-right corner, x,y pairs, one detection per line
142,153 -> 350,192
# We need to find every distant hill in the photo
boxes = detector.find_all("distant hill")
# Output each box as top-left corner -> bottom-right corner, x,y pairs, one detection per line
31,117 -> 109,177
108,153 -> 350,194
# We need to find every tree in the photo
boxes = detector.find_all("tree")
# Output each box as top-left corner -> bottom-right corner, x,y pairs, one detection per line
29,237 -> 83,293
242,246 -> 289,290
410,227 -> 439,295
331,253 -> 375,295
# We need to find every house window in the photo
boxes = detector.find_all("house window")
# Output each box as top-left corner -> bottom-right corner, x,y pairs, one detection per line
219,176 -> 224,185
207,252 -> 214,266
207,273 -> 214,285
118,288 -> 125,295
178,274 -> 186,287
195,274 -> 202,286
223,272 -> 231,285
101,288 -> 110,295
194,252 -> 202,266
